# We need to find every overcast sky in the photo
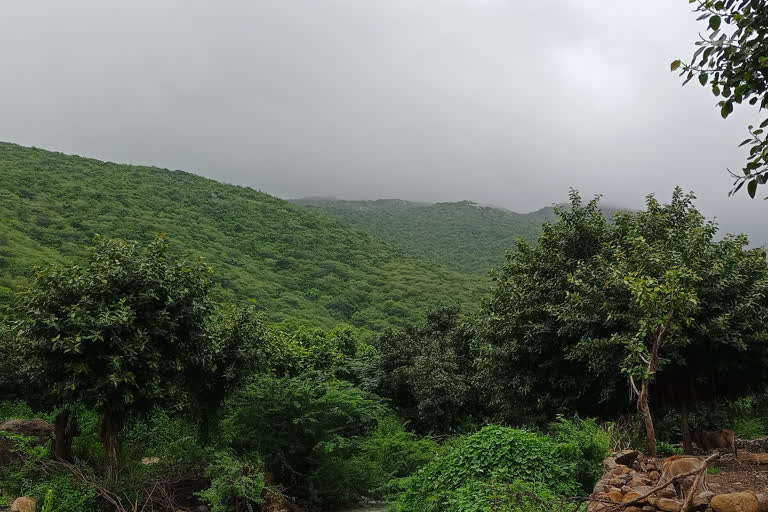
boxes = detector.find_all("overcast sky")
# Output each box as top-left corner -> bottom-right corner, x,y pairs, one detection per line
2,0 -> 767,242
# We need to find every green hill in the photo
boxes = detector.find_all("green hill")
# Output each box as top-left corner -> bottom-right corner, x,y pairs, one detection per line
291,198 -> 556,275
0,142 -> 483,330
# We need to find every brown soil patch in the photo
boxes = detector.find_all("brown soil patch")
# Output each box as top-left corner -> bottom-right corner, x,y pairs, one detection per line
705,452 -> 768,493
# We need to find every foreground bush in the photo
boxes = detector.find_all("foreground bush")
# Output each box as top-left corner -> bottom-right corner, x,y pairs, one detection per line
311,415 -> 439,503
225,374 -> 388,504
393,421 -> 609,512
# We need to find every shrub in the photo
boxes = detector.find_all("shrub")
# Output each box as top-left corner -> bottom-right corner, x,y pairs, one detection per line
656,441 -> 682,458
29,475 -> 98,512
121,409 -> 205,465
550,417 -> 611,493
224,374 -> 387,503
394,425 -> 582,512
197,451 -> 264,512
311,415 -> 439,503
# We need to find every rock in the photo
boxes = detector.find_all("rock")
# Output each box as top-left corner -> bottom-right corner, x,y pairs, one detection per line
607,490 -> 624,503
616,450 -> 641,467
611,466 -> 632,476
656,498 -> 683,512
693,492 -> 716,511
755,494 -> 768,512
629,477 -> 650,487
649,470 -> 661,481
642,507 -> 656,512
621,485 -> 632,493
0,419 -> 53,444
11,497 -> 36,512
141,456 -> 160,464
624,491 -> 644,504
710,492 -> 759,512
626,507 -> 642,512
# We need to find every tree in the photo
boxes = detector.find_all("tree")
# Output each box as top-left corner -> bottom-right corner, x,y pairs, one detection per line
371,306 -> 479,433
14,235 -> 213,474
186,304 -> 274,442
478,189 -> 768,452
673,0 -> 768,197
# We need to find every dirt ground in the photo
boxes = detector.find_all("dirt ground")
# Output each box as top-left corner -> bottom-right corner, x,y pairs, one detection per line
705,452 -> 768,493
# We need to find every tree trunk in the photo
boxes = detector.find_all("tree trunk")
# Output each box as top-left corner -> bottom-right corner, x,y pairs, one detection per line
53,409 -> 78,462
638,378 -> 657,457
681,402 -> 693,455
100,413 -> 123,478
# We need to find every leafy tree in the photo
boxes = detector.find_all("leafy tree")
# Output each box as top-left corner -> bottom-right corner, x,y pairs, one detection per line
371,306 -> 480,433
673,0 -> 768,197
14,235 -> 213,473
225,374 -> 387,502
187,304 -> 274,442
478,189 -> 768,453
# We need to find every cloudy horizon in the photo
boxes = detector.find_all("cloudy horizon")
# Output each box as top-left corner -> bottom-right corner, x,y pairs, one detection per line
2,0 -> 767,241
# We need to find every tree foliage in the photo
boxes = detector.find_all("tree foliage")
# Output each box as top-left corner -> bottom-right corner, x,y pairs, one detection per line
674,0 -> 768,196
477,189 -> 768,430
13,235 -> 214,468
370,306 -> 480,433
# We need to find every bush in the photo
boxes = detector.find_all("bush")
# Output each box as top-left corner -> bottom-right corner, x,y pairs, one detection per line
445,480 -> 574,512
224,374 -> 387,504
197,451 -> 264,512
550,417 -> 611,493
29,475 -> 98,512
311,415 -> 439,503
393,425 -> 583,512
656,441 -> 682,458
121,409 -> 205,465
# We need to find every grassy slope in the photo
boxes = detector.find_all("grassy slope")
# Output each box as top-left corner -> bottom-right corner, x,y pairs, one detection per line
291,198 -> 556,275
0,142 -> 483,330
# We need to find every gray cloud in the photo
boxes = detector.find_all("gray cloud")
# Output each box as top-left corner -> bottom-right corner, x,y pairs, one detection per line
1,0 -> 766,242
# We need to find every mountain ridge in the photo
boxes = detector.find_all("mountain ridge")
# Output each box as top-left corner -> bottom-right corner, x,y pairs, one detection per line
0,142 -> 483,330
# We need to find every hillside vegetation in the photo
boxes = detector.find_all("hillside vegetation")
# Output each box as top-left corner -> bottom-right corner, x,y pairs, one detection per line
291,197 -> 555,274
0,142 -> 482,330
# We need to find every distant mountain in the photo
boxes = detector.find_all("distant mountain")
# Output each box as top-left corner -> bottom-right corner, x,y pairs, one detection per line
290,198 -> 560,275
0,142 -> 483,330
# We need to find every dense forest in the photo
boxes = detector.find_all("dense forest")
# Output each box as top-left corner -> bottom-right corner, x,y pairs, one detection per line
290,198 -> 555,275
0,143 -> 484,331
3,142 -> 768,512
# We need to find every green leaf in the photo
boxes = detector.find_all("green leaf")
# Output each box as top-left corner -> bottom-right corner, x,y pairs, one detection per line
760,118 -> 768,128
721,101 -> 733,118
709,15 -> 722,31
748,179 -> 757,198
699,73 -> 708,86
670,60 -> 682,72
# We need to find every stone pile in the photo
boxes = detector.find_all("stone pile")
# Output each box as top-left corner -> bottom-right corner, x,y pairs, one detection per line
736,437 -> 768,453
588,450 -> 768,512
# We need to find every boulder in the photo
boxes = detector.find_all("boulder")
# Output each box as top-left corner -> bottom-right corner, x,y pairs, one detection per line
10,497 -> 36,512
616,450 -> 641,467
693,492 -> 716,511
710,492 -> 759,512
655,498 -> 683,512
623,491 -> 645,504
616,450 -> 640,467
0,419 -> 53,444
755,493 -> 768,512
